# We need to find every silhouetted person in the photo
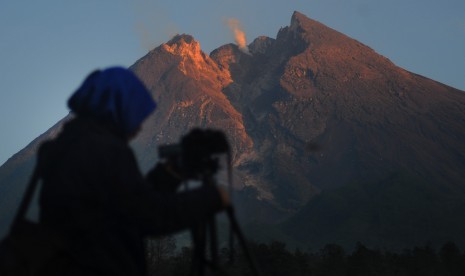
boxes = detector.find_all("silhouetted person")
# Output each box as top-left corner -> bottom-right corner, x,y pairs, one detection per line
36,67 -> 227,276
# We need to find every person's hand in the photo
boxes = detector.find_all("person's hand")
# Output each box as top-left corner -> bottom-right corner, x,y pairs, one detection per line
146,162 -> 184,193
162,160 -> 185,181
216,186 -> 231,208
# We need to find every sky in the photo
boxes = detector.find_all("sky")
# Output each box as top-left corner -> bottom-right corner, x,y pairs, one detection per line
0,0 -> 464,166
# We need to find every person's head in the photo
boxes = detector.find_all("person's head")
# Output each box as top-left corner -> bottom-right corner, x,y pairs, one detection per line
68,67 -> 156,139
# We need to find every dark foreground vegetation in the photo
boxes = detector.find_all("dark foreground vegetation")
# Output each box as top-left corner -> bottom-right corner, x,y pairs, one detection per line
146,238 -> 465,276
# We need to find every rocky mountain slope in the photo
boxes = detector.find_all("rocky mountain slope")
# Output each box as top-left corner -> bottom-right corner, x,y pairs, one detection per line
1,11 -> 465,249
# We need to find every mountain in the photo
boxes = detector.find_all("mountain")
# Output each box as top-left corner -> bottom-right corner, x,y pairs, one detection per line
209,12 -> 465,249
1,11 -> 465,250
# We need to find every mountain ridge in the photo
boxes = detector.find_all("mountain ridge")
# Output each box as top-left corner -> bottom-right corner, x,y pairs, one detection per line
1,11 -> 464,249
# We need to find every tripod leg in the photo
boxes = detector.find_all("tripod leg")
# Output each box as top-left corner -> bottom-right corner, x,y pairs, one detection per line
226,206 -> 261,276
190,224 -> 206,276
208,216 -> 219,269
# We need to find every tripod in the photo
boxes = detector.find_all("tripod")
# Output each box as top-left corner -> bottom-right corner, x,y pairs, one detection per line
157,128 -> 260,276
189,172 -> 260,276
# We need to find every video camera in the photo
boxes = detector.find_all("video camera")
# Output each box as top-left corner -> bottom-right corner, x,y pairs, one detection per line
158,128 -> 230,179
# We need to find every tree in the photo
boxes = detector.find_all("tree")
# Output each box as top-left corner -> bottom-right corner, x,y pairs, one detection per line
439,241 -> 464,276
145,235 -> 177,275
314,244 -> 346,276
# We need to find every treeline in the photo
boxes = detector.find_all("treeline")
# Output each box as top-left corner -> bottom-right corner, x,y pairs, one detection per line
146,238 -> 465,276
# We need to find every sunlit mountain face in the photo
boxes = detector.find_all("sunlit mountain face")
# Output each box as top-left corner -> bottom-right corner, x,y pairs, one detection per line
1,11 -> 465,250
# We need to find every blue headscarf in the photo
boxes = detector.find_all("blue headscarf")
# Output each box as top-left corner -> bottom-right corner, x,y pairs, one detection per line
68,67 -> 156,136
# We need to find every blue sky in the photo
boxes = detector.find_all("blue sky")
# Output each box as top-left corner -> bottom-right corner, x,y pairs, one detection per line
1,0 -> 464,166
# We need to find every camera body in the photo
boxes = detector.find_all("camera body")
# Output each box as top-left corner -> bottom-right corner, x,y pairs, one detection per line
158,128 -> 229,178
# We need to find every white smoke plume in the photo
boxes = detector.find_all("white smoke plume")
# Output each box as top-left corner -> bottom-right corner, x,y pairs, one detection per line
227,18 -> 250,55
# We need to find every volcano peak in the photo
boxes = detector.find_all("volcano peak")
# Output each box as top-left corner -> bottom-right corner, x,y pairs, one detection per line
163,34 -> 201,56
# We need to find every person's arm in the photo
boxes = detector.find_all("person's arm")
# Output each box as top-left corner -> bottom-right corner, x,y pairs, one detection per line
145,162 -> 184,193
111,147 -> 224,236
